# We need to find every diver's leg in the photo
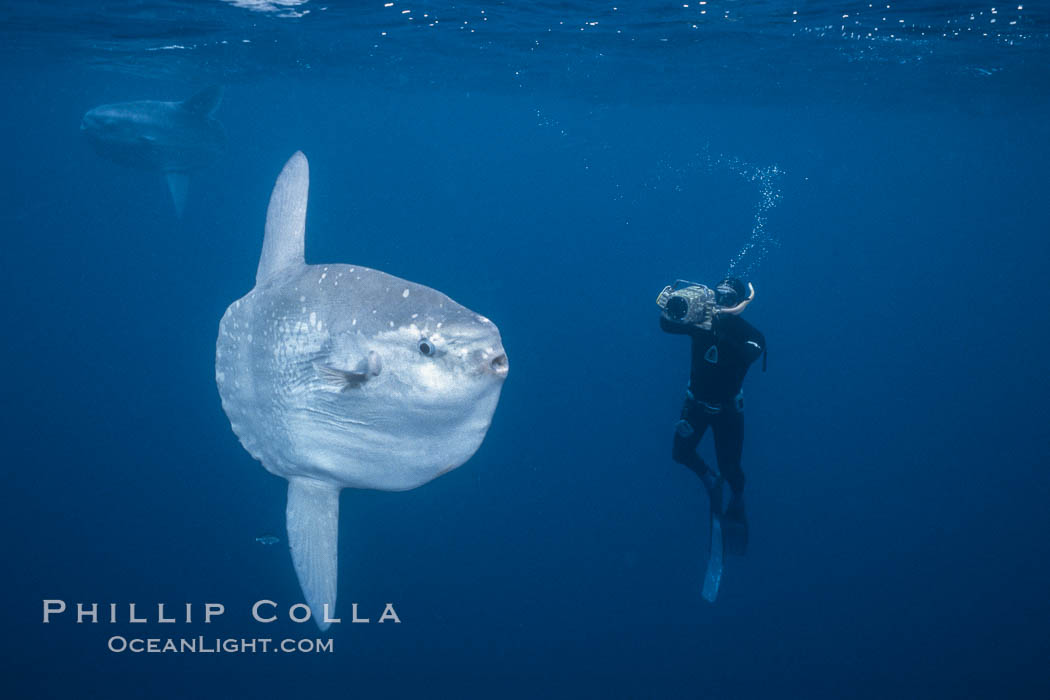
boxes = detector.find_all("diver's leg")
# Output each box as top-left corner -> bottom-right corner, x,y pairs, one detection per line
671,405 -> 708,477
713,411 -> 747,554
672,405 -> 722,512
713,410 -> 745,495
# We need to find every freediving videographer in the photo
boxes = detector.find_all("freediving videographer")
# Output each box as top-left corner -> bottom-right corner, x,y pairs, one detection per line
657,278 -> 766,556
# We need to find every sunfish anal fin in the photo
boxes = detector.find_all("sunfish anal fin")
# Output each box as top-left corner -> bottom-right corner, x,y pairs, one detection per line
257,152 -> 308,286
286,478 -> 340,632
165,172 -> 189,218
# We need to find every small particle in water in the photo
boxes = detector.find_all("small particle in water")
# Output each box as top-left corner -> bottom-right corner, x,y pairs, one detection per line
255,535 -> 280,545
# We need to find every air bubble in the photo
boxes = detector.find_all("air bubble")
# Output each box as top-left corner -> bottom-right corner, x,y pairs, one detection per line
724,161 -> 785,279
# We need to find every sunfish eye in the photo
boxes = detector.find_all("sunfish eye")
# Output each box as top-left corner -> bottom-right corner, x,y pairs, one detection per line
418,339 -> 433,356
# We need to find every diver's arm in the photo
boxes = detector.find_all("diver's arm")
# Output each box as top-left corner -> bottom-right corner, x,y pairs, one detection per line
747,328 -> 767,371
660,314 -> 711,338
660,315 -> 692,335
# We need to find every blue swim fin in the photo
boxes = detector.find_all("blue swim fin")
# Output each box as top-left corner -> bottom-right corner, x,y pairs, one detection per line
702,511 -> 724,602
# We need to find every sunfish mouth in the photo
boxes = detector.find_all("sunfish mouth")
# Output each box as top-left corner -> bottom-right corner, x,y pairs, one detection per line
485,349 -> 509,378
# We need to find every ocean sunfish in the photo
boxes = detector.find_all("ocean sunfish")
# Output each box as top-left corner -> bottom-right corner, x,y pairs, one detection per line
80,86 -> 225,217
216,152 -> 508,630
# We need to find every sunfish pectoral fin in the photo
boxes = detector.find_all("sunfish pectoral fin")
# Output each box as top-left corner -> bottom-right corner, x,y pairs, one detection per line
182,85 -> 223,117
286,478 -> 341,632
165,172 -> 189,218
256,152 -> 308,286
313,363 -> 370,390
313,351 -> 382,390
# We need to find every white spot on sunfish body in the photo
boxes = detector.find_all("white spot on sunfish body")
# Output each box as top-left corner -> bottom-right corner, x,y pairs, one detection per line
310,311 -> 317,327
402,289 -> 410,298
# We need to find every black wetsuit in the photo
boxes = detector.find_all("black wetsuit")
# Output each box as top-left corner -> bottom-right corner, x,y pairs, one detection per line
661,313 -> 765,496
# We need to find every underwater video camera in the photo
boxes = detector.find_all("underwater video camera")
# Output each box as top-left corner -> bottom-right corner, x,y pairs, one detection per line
656,280 -> 718,330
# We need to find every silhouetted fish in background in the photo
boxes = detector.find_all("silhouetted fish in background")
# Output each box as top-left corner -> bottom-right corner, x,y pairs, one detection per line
80,86 -> 225,217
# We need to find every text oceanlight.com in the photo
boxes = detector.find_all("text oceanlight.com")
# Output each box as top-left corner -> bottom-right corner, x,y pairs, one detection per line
107,636 -> 334,654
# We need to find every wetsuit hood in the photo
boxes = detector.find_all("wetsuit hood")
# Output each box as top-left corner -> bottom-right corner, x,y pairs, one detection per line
715,278 -> 748,307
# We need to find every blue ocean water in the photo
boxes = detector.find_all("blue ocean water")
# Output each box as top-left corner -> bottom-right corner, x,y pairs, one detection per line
2,1 -> 1049,697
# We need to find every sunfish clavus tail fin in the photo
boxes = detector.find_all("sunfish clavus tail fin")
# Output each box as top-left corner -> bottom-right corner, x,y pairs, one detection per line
286,478 -> 340,631
257,151 -> 309,286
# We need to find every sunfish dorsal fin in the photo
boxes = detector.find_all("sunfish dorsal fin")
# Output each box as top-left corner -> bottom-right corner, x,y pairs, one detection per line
286,478 -> 340,632
182,85 -> 223,117
256,152 -> 309,286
